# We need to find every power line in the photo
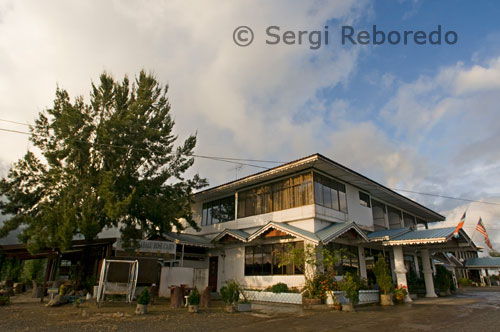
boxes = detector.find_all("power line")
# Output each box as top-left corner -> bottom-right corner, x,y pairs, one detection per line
391,188 -> 500,206
0,127 -> 270,170
0,123 -> 499,205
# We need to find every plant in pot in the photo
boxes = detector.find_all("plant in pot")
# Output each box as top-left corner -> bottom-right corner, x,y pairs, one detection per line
394,285 -> 408,303
339,272 -> 359,312
220,280 -> 240,313
373,253 -> 394,306
135,287 -> 150,315
187,288 -> 201,313
237,287 -> 252,312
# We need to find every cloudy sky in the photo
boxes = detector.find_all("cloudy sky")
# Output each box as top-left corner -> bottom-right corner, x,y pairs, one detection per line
0,0 -> 499,250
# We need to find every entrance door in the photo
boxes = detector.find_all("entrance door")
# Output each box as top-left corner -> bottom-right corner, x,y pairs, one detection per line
208,256 -> 218,292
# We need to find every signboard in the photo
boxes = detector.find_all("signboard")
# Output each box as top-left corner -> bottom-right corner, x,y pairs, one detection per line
115,239 -> 176,255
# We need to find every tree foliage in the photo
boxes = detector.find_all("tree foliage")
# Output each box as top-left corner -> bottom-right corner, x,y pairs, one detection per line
0,71 -> 207,252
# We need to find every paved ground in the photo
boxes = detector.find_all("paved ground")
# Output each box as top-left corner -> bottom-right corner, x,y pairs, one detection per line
1,288 -> 499,332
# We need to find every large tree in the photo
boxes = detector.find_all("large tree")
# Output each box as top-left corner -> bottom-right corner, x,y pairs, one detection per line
0,71 -> 207,253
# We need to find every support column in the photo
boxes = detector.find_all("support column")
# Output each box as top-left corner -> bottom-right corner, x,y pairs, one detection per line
421,248 -> 437,297
358,246 -> 367,279
413,254 -> 420,276
393,246 -> 412,302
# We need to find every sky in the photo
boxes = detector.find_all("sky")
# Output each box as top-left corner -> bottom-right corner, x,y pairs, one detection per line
0,0 -> 499,251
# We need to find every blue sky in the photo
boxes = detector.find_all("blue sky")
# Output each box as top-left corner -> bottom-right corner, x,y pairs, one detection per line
0,0 -> 499,249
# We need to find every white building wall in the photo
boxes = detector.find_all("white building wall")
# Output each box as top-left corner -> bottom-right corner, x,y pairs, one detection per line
217,245 -> 305,290
158,266 -> 208,298
345,183 -> 374,230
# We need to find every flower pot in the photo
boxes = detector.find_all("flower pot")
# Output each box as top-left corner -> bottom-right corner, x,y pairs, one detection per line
225,305 -> 236,313
302,297 -> 322,306
341,303 -> 355,312
237,303 -> 252,312
395,295 -> 405,304
380,294 -> 394,306
333,304 -> 342,311
135,304 -> 148,315
188,304 -> 199,313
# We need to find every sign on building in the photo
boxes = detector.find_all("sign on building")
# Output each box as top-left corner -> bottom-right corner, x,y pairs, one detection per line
115,239 -> 177,255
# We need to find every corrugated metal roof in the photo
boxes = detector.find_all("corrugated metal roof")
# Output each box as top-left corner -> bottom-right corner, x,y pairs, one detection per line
464,257 -> 500,268
390,227 -> 455,241
164,232 -> 213,248
367,227 -> 411,241
316,221 -> 369,243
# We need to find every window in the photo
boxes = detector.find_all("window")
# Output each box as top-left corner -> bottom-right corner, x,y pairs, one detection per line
371,199 -> 387,230
201,195 -> 235,226
326,243 -> 360,275
244,242 -> 304,276
387,206 -> 403,229
313,173 -> 347,213
403,213 -> 416,228
359,191 -> 371,208
238,173 -> 313,218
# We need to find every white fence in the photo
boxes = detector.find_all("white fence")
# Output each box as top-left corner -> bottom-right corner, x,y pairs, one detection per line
243,290 -> 303,304
333,290 -> 380,304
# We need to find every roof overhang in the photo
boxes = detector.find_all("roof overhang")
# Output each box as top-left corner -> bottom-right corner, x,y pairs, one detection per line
382,228 -> 477,251
317,221 -> 370,244
163,233 -> 213,248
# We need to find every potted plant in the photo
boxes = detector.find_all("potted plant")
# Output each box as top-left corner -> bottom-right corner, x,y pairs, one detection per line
220,280 -> 240,313
0,294 -> 10,306
339,272 -> 359,312
237,287 -> 252,312
187,288 -> 200,313
135,287 -> 150,315
394,285 -> 408,303
373,253 -> 394,306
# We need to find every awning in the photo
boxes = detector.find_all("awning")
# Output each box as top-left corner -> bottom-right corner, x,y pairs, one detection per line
164,232 -> 213,248
464,257 -> 500,269
247,221 -> 320,244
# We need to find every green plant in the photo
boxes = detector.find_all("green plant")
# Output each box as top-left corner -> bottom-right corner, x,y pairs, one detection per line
187,288 -> 200,305
394,284 -> 408,299
137,287 -> 151,305
339,272 -> 359,305
373,254 -> 393,295
20,259 -> 46,284
459,277 -> 472,287
434,265 -> 453,293
407,269 -> 425,294
220,280 -> 240,305
269,282 -> 289,294
0,294 -> 9,306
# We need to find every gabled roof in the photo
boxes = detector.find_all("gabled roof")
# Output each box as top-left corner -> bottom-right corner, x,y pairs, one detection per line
464,257 -> 500,268
367,227 -> 411,242
247,222 -> 320,244
212,229 -> 250,242
164,232 -> 213,248
193,153 -> 444,222
245,221 -> 369,245
316,221 -> 369,243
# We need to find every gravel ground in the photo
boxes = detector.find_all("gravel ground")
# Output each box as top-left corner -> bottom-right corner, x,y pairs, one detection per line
1,288 -> 499,332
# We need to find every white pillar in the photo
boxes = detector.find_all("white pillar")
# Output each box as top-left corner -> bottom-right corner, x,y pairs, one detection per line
393,246 -> 412,302
358,246 -> 367,279
421,248 -> 437,297
413,254 -> 420,276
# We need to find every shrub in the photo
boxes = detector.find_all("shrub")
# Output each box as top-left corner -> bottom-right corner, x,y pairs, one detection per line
434,266 -> 453,293
373,254 -> 393,295
220,280 -> 240,305
269,282 -> 289,294
187,288 -> 200,305
0,294 -> 9,306
459,277 -> 473,287
137,287 -> 150,305
339,272 -> 359,305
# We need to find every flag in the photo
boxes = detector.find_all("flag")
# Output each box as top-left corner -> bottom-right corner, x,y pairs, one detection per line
476,217 -> 493,250
453,211 -> 466,238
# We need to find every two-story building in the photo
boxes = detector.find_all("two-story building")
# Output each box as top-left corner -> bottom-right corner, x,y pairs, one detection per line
160,154 -> 477,301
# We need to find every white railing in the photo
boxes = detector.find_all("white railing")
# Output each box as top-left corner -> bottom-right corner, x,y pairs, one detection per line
243,290 -> 303,304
